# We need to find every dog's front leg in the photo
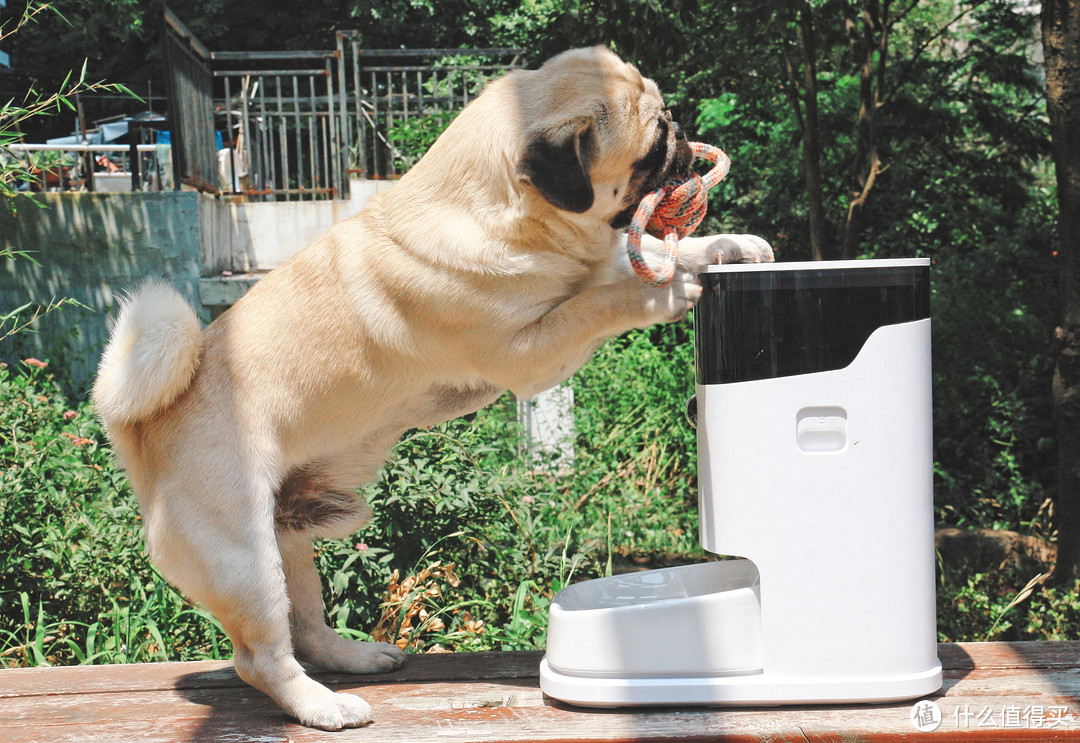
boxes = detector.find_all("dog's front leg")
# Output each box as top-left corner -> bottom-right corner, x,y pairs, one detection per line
478,274 -> 701,398
622,233 -> 774,275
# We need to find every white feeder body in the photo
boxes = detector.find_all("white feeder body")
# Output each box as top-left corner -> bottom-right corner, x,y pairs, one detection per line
540,258 -> 942,706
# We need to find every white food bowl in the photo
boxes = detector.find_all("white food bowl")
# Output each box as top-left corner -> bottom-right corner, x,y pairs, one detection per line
544,560 -> 762,678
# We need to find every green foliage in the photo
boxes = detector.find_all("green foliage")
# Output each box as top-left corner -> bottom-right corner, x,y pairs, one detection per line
937,556 -> 1079,644
316,394 -> 588,653
0,249 -> 90,343
1,3 -> 138,200
0,361 -> 227,666
384,112 -> 456,172
569,325 -> 701,558
937,570 -> 1018,642
929,191 -> 1058,532
1023,580 -> 1080,641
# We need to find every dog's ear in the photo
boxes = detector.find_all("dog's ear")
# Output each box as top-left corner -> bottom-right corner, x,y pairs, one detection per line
518,119 -> 597,213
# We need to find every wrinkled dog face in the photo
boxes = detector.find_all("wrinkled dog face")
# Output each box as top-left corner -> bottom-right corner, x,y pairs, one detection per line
516,47 -> 693,228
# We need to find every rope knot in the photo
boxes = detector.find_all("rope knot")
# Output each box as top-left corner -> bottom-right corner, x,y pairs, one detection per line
626,142 -> 731,287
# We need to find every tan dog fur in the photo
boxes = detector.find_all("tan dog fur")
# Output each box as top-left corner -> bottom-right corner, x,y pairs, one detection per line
93,47 -> 771,730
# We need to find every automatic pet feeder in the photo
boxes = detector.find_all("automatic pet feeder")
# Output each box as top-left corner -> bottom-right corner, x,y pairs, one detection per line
540,258 -> 943,706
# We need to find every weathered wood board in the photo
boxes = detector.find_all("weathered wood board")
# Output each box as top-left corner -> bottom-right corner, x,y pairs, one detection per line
2,642 -> 1079,742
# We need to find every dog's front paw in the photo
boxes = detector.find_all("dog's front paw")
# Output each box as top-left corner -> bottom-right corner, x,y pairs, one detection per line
681,234 -> 774,270
638,269 -> 703,326
709,234 -> 774,265
284,680 -> 375,730
300,690 -> 374,730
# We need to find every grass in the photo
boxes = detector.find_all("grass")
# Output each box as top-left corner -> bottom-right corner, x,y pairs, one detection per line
1,324 -> 1077,668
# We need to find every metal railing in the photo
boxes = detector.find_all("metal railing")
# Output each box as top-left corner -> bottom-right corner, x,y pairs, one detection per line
211,49 -> 341,200
6,143 -> 167,192
162,8 -> 526,201
337,39 -> 526,179
208,42 -> 525,200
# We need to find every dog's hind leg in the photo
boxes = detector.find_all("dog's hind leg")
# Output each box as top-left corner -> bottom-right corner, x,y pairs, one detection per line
159,478 -> 377,731
278,530 -> 407,673
273,453 -> 406,674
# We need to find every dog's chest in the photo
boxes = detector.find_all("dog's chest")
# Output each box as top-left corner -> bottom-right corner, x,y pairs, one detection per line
414,382 -> 503,426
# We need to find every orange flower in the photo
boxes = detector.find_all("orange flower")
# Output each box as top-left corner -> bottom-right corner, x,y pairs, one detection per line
461,612 -> 485,635
61,432 -> 94,446
23,358 -> 47,369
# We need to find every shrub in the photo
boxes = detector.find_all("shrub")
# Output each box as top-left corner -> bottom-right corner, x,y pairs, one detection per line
0,360 -> 226,666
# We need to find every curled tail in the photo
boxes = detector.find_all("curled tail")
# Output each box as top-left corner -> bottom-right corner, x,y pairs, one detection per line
93,282 -> 203,428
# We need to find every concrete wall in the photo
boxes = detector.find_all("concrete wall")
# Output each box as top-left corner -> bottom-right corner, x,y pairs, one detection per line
1,192 -> 206,395
204,180 -> 393,274
0,182 -> 393,394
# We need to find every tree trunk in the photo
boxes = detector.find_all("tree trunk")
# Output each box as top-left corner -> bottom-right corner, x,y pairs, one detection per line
796,0 -> 830,261
1044,0 -> 1080,582
842,0 -> 889,260
782,0 -> 830,261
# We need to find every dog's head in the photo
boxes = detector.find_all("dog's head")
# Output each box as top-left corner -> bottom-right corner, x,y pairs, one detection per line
514,47 -> 693,228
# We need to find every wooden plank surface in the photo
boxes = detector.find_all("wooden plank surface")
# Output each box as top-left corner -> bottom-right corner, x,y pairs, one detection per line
1,642 -> 1079,742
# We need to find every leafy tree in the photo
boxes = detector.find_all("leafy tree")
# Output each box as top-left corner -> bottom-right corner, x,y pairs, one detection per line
4,1 -> 148,140
2,0 -> 1065,554
1044,0 -> 1080,581
1,4 -> 133,199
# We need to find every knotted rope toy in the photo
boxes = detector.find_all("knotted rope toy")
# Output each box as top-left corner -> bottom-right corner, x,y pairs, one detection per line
626,141 -> 730,287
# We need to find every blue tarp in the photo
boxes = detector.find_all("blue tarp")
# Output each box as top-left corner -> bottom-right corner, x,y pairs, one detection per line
153,131 -> 224,149
47,120 -> 130,146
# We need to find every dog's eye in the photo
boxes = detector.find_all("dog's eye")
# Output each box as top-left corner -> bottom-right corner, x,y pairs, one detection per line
651,119 -> 668,152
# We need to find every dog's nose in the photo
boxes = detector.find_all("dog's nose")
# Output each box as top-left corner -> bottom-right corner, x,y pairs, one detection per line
671,131 -> 693,177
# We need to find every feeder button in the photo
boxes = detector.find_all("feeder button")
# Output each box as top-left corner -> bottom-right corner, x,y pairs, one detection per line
796,407 -> 848,453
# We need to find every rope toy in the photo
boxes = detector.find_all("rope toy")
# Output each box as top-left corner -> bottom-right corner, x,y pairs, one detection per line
626,141 -> 731,287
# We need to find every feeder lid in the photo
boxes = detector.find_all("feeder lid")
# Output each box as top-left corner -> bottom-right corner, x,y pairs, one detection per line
702,257 -> 930,273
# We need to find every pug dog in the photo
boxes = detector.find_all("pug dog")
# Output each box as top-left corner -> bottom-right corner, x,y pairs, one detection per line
92,46 -> 772,730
